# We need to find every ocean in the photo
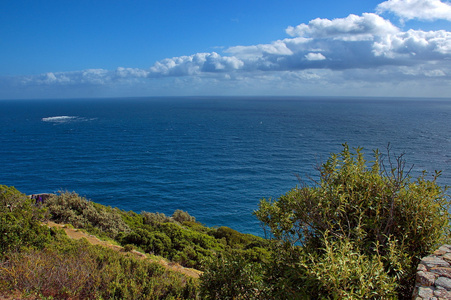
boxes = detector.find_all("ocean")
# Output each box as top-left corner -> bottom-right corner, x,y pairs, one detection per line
1,96 -> 450,235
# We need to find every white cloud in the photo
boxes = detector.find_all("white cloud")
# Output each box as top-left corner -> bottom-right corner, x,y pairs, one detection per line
305,52 -> 326,61
377,0 -> 451,21
16,68 -> 146,87
286,13 -> 399,41
115,67 -> 149,78
149,52 -> 244,77
80,69 -> 110,84
3,7 -> 451,99
373,29 -> 451,58
222,12 -> 451,72
226,39 -> 295,58
425,69 -> 447,76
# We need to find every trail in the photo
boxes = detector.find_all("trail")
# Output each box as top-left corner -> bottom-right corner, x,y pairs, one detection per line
45,221 -> 203,279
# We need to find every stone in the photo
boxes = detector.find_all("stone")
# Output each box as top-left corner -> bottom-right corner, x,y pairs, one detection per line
422,256 -> 450,268
436,277 -> 451,290
418,287 -> 435,298
413,246 -> 451,299
439,245 -> 451,253
431,267 -> 451,279
418,263 -> 428,272
418,270 -> 438,286
434,288 -> 451,299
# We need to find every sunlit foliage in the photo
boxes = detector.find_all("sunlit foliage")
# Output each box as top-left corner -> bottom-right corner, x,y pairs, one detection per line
255,144 -> 450,298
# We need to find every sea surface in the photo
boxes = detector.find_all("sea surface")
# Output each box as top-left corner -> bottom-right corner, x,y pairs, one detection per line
1,97 -> 450,235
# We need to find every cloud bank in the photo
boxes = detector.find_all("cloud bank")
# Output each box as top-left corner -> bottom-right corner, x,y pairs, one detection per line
2,0 -> 451,98
377,0 -> 451,21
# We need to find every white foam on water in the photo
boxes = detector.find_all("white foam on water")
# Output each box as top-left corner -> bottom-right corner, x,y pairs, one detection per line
42,116 -> 78,122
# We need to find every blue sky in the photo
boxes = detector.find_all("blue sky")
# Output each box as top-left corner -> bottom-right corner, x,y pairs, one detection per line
1,0 -> 451,99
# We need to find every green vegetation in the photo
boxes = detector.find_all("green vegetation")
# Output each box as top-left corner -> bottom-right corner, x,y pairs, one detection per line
200,251 -> 266,299
1,144 -> 449,299
1,237 -> 198,299
200,144 -> 449,299
44,191 -> 130,238
0,185 -> 51,254
0,185 -> 268,299
0,186 -> 199,299
43,192 -> 269,270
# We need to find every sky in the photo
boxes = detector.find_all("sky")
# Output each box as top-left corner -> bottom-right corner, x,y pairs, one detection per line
1,0 -> 451,99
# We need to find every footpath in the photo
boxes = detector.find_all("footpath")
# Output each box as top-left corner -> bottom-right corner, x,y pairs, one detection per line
45,221 -> 203,279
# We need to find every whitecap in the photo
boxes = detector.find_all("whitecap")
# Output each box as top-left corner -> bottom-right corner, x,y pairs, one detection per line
41,116 -> 80,123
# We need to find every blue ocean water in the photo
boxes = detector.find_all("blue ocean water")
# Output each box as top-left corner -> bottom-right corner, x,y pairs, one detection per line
1,97 -> 450,235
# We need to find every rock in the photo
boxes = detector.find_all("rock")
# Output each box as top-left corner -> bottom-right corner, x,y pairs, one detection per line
434,288 -> 451,299
436,277 -> 451,290
431,267 -> 451,279
418,264 -> 428,272
422,256 -> 450,269
439,245 -> 451,253
414,246 -> 451,299
418,270 -> 438,286
418,287 -> 435,298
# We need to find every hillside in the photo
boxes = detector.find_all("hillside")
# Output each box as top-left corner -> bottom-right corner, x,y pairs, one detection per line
44,220 -> 202,278
1,146 -> 450,299
0,185 -> 270,299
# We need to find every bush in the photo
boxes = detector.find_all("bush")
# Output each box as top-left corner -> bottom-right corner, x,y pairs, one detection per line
213,226 -> 247,246
0,185 -> 50,255
0,244 -> 100,299
45,191 -> 130,237
0,238 -> 199,300
254,144 -> 451,299
172,209 -> 196,223
299,236 -> 398,298
200,251 -> 265,299
123,244 -> 135,252
142,211 -> 171,226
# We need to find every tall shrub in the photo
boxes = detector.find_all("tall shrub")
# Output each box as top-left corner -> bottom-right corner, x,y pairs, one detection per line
45,191 -> 130,237
0,185 -> 50,254
255,144 -> 450,298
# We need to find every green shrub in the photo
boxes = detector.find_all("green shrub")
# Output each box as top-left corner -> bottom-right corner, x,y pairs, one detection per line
172,209 -> 196,223
123,244 -> 135,252
42,191 -> 267,271
254,144 -> 450,299
0,238 -> 199,300
0,185 -> 51,255
141,210 -> 196,226
200,251 -> 265,300
213,226 -> 247,246
142,211 -> 171,226
299,236 -> 398,298
45,191 -> 130,237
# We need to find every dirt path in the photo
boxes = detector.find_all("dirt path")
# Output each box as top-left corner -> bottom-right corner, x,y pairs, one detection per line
45,221 -> 203,279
